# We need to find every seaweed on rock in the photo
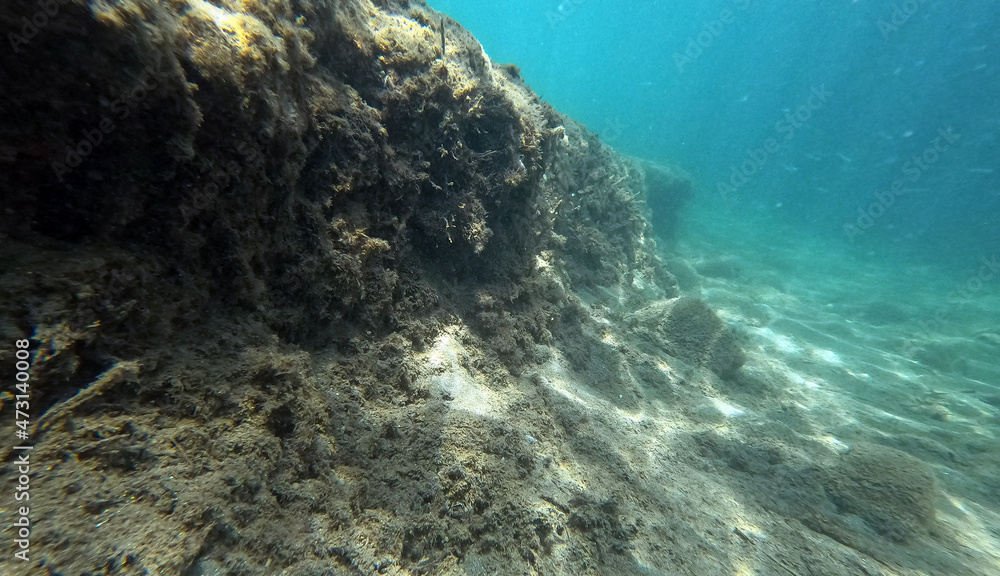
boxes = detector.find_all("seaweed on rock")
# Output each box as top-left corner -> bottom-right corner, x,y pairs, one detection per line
0,1 -> 714,575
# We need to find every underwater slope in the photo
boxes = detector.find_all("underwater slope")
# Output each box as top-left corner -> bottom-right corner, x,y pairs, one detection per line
0,1 -> 997,575
0,0 -> 678,572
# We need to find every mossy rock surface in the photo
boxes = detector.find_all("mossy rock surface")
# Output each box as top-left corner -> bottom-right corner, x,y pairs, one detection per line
628,297 -> 745,379
0,1 -> 694,574
828,442 -> 939,543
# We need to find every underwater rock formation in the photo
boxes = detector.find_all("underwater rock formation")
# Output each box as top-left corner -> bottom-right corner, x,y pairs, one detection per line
828,442 -> 939,544
0,1 -> 978,570
628,297 -> 746,379
0,0 -> 699,574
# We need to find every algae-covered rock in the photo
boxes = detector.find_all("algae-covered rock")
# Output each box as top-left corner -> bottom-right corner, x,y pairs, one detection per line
828,442 -> 939,543
628,297 -> 745,378
0,1 -> 685,575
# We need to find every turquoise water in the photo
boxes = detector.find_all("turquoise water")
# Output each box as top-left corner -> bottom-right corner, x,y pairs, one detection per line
430,0 -> 999,274
429,0 -> 1000,407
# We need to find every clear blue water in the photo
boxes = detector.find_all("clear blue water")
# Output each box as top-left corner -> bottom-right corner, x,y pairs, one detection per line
429,0 -> 999,275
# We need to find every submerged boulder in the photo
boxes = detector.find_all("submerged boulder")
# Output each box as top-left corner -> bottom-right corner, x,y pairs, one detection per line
628,297 -> 745,378
639,160 -> 693,243
828,443 -> 939,543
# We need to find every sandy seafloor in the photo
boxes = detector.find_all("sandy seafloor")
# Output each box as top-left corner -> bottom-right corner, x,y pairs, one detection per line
398,215 -> 1000,575
643,214 -> 1000,575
